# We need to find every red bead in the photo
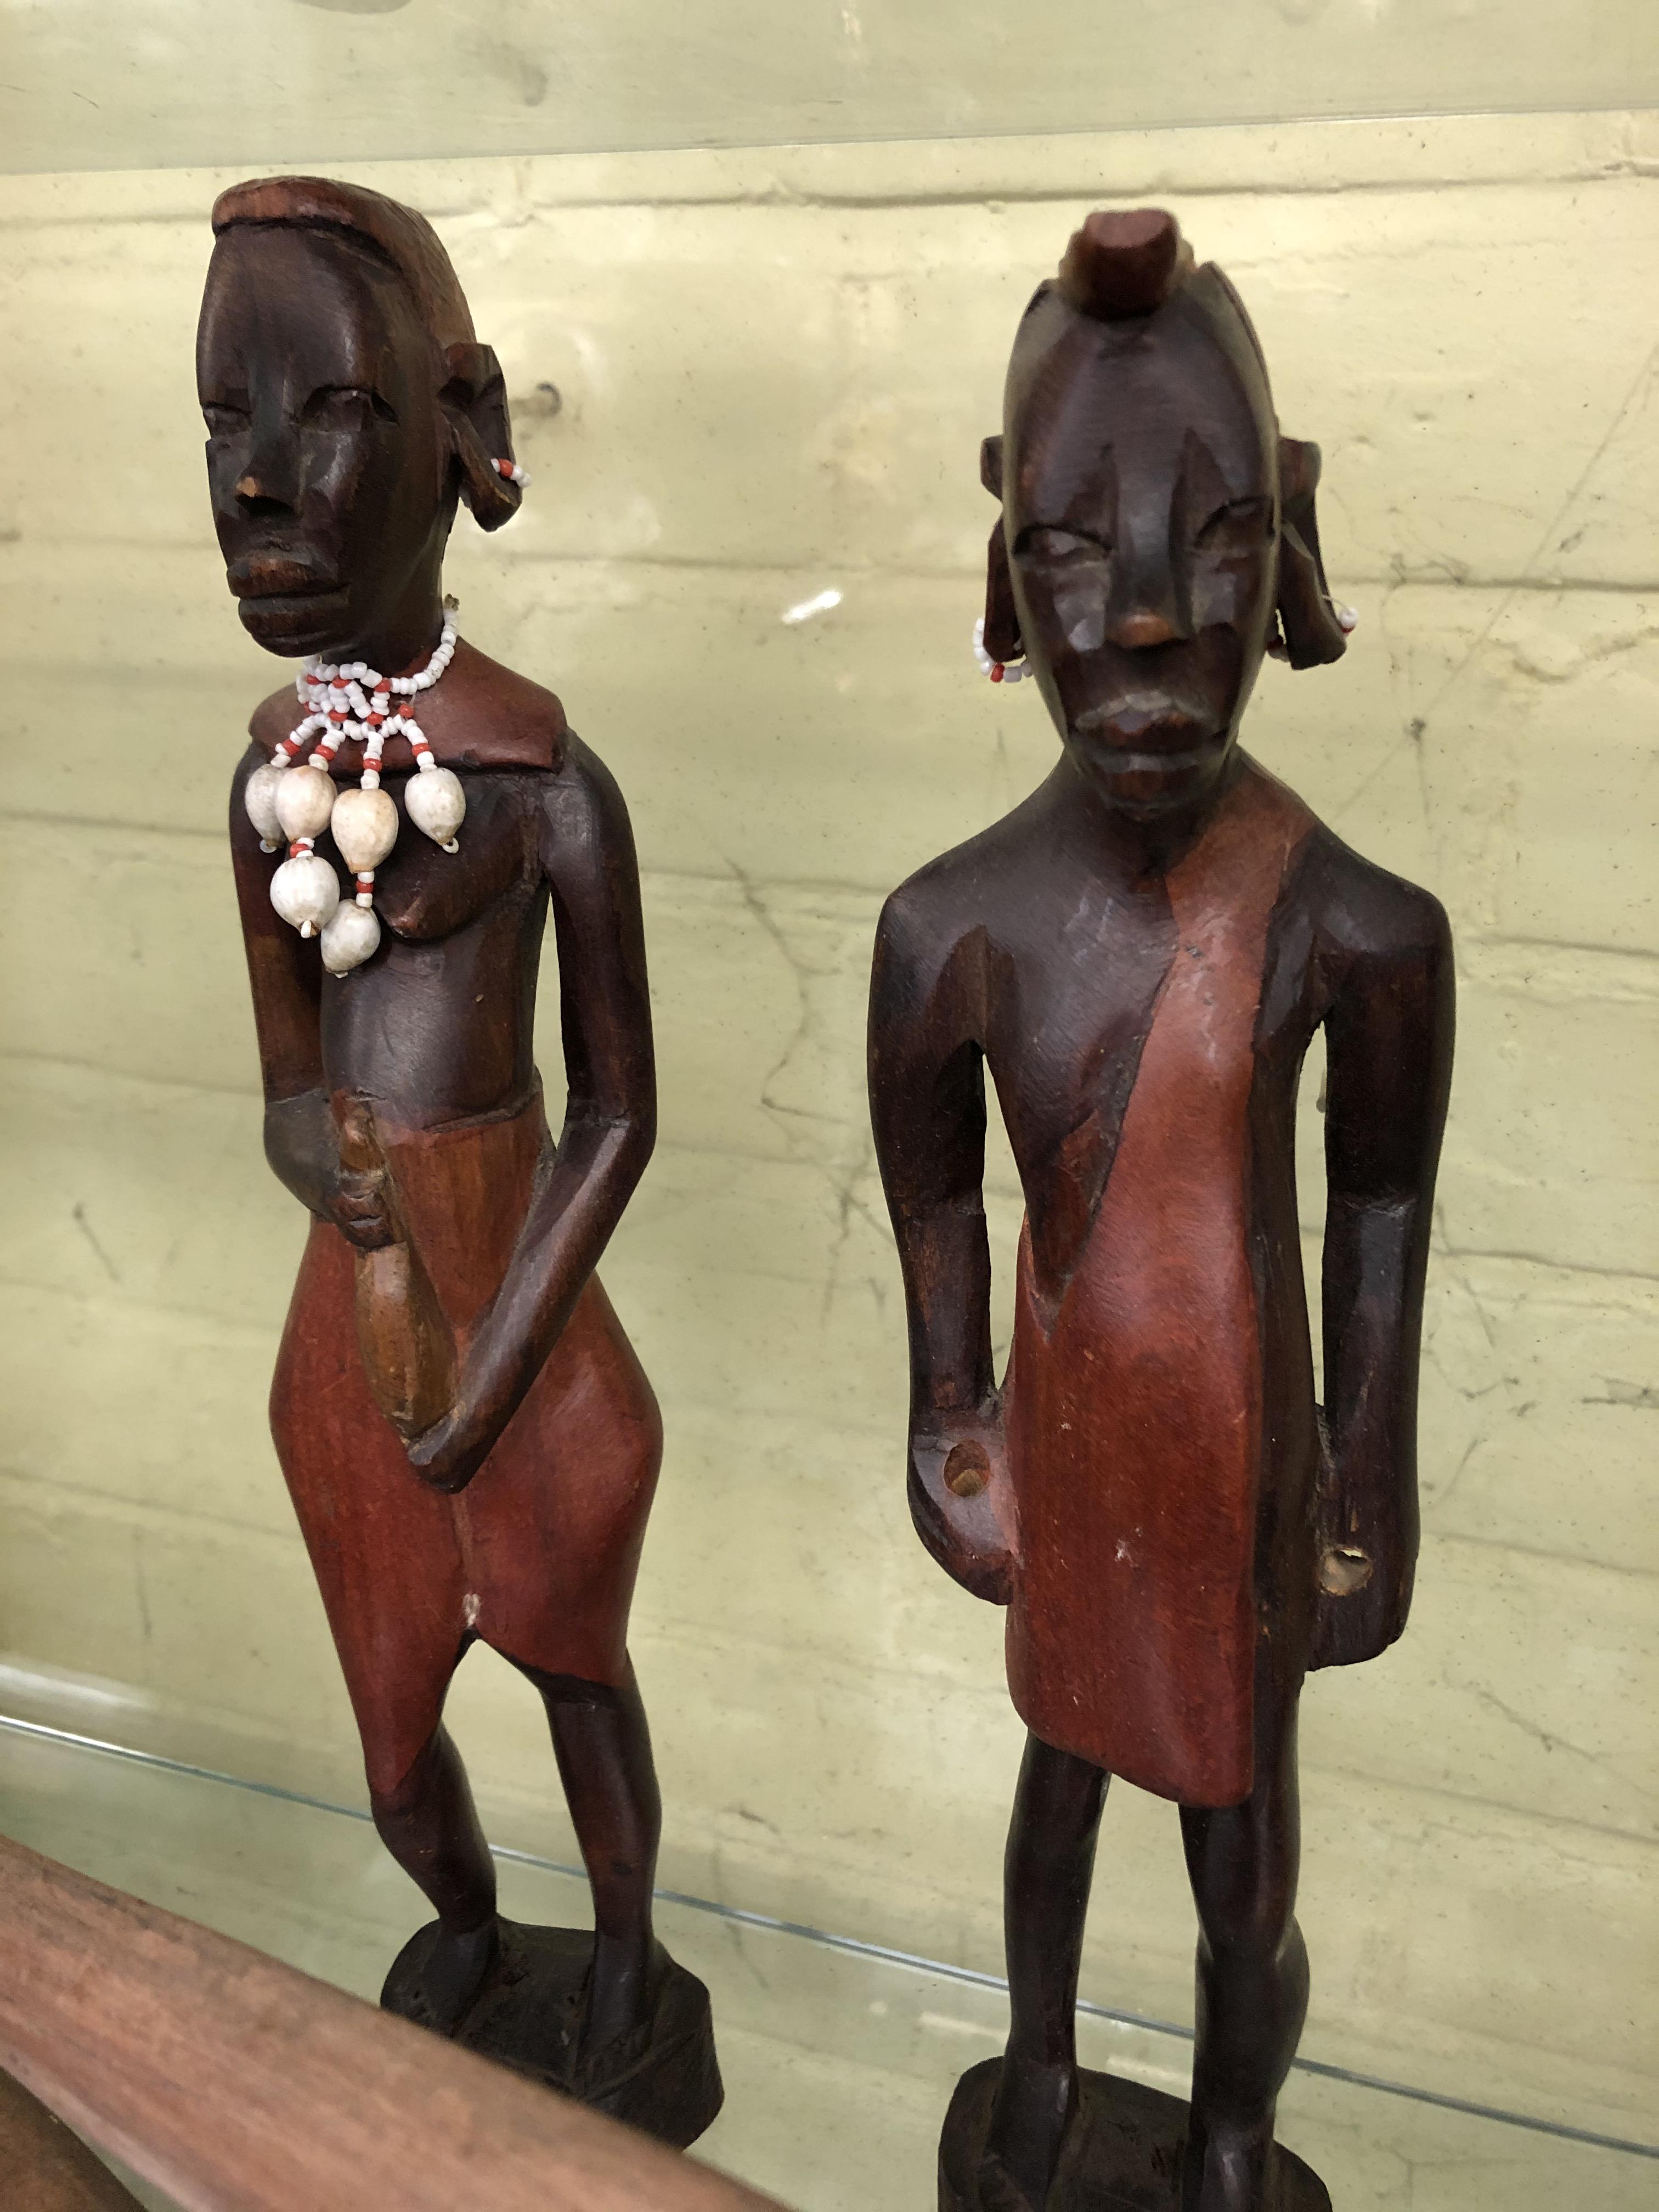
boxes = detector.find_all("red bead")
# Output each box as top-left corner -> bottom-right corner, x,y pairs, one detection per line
990,664 -> 1005,682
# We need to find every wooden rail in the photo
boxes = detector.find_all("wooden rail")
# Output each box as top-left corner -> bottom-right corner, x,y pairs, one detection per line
0,1833 -> 786,2212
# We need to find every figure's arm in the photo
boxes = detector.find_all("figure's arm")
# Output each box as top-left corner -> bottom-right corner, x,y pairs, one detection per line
868,893 -> 1013,1603
229,745 -> 388,1248
1313,879 -> 1454,1667
407,746 -> 654,1491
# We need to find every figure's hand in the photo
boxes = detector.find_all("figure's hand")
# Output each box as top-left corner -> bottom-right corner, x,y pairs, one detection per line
403,1386 -> 504,1496
909,1401 -> 1018,1606
329,1160 -> 397,1252
1309,1411 -> 1417,1669
325,1092 -> 398,1252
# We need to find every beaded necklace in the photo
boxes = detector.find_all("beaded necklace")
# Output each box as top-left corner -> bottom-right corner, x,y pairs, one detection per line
243,602 -> 466,976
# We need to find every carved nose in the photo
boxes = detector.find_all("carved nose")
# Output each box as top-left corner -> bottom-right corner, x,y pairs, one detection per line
235,470 -> 296,522
1113,607 -> 1180,650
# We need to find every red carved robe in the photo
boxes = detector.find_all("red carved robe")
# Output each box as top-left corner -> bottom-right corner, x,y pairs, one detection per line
1003,768 -> 1316,1808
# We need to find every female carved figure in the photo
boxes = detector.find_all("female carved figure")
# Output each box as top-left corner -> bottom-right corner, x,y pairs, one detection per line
868,211 -> 1452,2211
198,177 -> 719,2143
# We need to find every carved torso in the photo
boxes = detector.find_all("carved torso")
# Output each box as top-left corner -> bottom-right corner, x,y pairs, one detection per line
243,637 -> 573,1130
881,752 -> 1437,1802
316,772 -> 548,1124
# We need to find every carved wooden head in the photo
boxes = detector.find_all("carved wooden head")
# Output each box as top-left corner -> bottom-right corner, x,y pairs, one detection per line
196,176 -> 520,661
982,208 -> 1347,817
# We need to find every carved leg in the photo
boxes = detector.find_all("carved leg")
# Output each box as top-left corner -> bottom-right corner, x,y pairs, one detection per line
1177,1671 -> 1308,2212
518,1658 -> 663,2064
983,1732 -> 1109,2210
370,1720 -> 500,2032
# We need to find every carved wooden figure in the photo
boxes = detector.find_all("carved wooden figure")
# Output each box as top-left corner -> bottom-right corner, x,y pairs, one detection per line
198,177 -> 720,2145
868,211 -> 1453,2212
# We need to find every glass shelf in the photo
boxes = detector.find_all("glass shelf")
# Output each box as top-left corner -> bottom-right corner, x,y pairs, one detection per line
2,0 -> 1654,176
3,1717 -> 1652,2212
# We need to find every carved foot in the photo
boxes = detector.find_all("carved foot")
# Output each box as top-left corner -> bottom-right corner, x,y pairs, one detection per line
981,2055 -> 1078,2210
396,1915 -> 499,2034
939,2058 -> 1330,2212
1180,2113 -> 1277,2212
381,1918 -> 722,2148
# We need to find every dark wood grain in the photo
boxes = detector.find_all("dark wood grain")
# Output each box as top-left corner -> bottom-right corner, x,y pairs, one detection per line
868,207 -> 1452,2212
939,2059 -> 1331,2212
199,177 -> 715,2130
0,1835 -> 775,2212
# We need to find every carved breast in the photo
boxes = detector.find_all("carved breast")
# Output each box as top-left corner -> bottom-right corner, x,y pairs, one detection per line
360,775 -> 530,943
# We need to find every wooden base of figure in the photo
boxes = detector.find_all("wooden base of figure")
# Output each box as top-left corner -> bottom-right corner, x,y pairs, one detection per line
938,2059 -> 1330,2212
381,1917 -> 723,2148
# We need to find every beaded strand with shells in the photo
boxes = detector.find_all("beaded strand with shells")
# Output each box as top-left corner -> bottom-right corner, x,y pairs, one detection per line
242,601 -> 467,976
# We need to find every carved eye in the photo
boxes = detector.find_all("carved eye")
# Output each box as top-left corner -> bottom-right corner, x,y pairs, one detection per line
201,400 -> 249,437
1195,496 -> 1272,552
1015,524 -> 1110,563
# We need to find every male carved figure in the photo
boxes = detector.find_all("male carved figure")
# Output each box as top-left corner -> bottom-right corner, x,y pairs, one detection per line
198,177 -> 719,2140
868,211 -> 1452,2211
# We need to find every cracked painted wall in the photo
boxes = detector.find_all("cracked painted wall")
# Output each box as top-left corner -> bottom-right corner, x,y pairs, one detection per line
0,108 -> 1653,2142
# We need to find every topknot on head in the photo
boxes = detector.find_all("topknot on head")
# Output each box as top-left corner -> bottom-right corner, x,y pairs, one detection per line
211,174 -> 475,353
1057,207 -> 1193,321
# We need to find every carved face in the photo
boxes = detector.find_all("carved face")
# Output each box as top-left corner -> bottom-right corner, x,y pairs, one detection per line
1004,284 -> 1279,817
196,226 -> 450,659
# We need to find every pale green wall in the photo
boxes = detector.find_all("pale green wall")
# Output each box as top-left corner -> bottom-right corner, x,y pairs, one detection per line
0,107 -> 1654,2138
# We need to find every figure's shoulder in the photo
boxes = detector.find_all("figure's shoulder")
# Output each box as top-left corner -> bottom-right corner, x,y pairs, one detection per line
532,725 -> 635,841
431,640 -> 567,771
1283,806 -> 1452,975
249,680 -> 298,757
877,790 -> 1049,964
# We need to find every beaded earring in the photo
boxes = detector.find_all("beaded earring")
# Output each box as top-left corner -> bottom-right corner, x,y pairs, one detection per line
972,616 -> 1032,685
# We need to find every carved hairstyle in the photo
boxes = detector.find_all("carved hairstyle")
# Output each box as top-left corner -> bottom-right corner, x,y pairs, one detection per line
210,175 -> 521,531
984,206 -> 1348,672
1056,206 -> 1195,320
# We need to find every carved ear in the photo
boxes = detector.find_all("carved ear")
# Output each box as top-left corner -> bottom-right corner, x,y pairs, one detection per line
984,517 -> 1023,665
1276,436 -> 1347,669
441,342 -> 521,533
979,436 -> 1023,661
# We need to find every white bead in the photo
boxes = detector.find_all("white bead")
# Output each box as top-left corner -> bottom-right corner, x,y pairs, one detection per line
320,900 -> 380,975
274,761 -> 336,843
330,784 -> 399,871
270,850 -> 341,935
404,763 -> 466,849
244,760 -> 286,845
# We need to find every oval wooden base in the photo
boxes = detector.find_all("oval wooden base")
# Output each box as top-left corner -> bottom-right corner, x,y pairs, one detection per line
0,2067 -> 145,2210
938,2058 -> 1331,2212
381,1918 -> 723,2149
